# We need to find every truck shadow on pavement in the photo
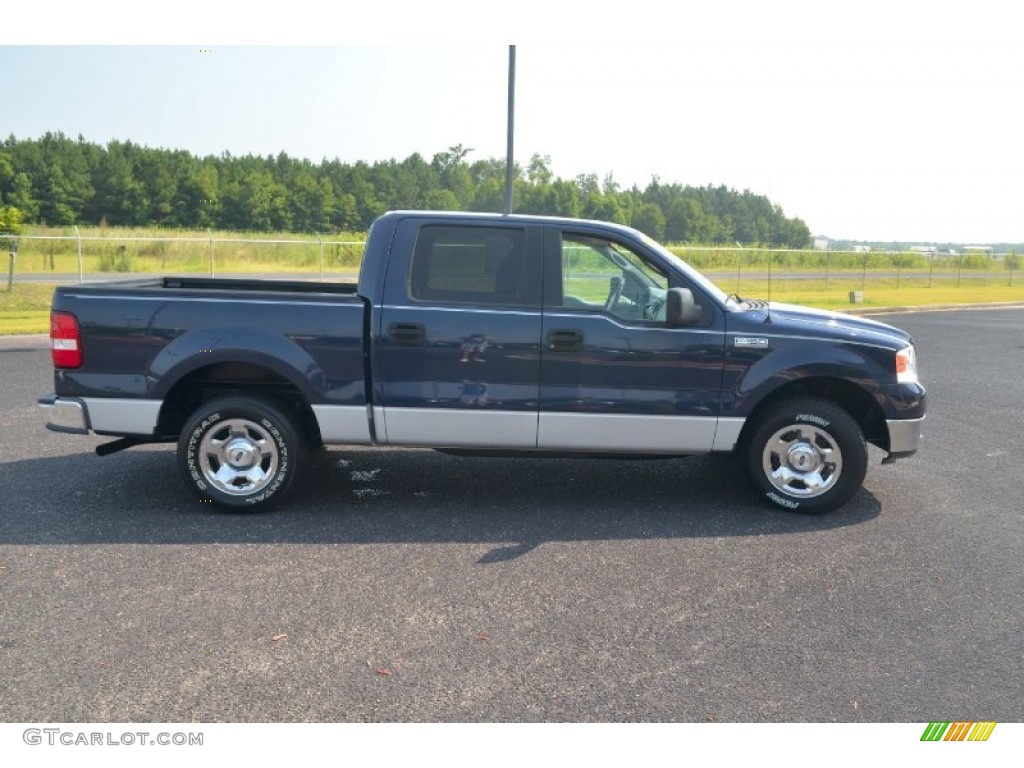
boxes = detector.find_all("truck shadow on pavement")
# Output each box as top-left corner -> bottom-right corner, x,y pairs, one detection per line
0,446 -> 880,559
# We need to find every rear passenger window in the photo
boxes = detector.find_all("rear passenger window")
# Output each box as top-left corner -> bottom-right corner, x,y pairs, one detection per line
409,225 -> 538,307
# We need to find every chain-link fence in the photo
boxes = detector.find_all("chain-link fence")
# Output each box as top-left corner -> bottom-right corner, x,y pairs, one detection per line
2,230 -> 364,286
668,245 -> 1019,294
0,230 -> 363,334
3,232 -> 1017,289
1,231 -> 1020,334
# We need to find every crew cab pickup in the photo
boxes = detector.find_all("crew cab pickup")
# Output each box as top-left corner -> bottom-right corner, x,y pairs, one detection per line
39,211 -> 926,513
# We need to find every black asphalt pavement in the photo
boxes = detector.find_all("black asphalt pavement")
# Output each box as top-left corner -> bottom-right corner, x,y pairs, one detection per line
0,308 -> 1021,722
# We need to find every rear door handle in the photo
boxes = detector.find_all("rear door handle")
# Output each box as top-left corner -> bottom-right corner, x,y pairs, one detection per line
547,328 -> 584,352
388,323 -> 426,346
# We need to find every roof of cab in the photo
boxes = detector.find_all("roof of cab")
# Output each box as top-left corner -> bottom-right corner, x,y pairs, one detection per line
378,210 -> 645,238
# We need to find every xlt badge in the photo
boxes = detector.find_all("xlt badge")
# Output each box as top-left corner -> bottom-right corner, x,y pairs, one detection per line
734,336 -> 769,347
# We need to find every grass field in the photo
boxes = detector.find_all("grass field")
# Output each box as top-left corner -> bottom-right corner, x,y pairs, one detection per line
9,224 -> 1019,277
9,225 -> 365,276
0,283 -> 57,334
724,277 -> 1024,310
4,277 -> 1021,335
3,224 -> 1019,334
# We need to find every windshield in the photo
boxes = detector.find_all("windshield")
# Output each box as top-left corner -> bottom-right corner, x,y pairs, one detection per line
635,231 -> 730,306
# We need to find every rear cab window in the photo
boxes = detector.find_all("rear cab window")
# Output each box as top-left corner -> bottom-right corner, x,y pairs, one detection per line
408,225 -> 540,307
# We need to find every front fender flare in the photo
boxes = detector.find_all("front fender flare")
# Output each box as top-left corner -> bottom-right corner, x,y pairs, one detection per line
729,342 -> 890,418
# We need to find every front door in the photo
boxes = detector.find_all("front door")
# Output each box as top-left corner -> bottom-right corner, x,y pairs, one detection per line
538,227 -> 727,452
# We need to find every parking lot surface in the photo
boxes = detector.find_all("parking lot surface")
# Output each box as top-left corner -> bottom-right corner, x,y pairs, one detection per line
1,308 -> 1021,721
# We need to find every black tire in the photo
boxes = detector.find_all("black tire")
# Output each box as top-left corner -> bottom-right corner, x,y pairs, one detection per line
177,396 -> 306,512
743,397 -> 867,514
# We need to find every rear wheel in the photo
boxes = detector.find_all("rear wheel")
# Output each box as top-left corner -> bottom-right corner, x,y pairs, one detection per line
744,398 -> 867,514
177,396 -> 306,512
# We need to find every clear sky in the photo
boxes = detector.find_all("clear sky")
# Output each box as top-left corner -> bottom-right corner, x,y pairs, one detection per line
2,1 -> 1021,243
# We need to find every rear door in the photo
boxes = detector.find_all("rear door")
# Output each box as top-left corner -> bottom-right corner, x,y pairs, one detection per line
537,226 -> 727,452
375,218 -> 543,448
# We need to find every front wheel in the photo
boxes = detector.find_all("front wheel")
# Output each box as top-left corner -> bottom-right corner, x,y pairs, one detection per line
177,396 -> 306,512
743,398 -> 867,514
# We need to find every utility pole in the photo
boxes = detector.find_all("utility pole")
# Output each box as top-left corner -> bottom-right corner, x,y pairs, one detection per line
504,45 -> 516,215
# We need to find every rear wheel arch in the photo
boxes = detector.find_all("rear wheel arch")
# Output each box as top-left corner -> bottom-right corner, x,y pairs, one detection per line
156,361 -> 322,447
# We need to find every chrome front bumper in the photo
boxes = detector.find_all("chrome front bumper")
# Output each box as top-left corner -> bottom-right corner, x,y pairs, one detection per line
886,416 -> 925,456
38,395 -> 89,435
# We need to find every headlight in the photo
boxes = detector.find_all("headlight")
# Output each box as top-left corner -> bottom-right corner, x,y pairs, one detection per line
895,344 -> 918,384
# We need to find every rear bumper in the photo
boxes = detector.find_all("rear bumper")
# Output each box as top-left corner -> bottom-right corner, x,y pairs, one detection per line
38,395 -> 89,435
38,395 -> 162,436
886,415 -> 925,457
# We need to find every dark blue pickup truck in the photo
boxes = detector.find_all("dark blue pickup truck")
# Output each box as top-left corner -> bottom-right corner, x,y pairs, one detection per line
39,211 -> 925,513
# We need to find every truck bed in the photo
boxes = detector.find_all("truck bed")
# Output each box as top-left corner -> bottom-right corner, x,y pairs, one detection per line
48,277 -> 370,439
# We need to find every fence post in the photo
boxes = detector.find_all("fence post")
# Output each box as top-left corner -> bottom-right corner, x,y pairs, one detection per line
824,249 -> 830,290
317,232 -> 323,280
735,248 -> 741,295
957,252 -> 963,288
208,228 -> 214,277
928,253 -> 933,288
6,240 -> 15,291
74,225 -> 83,284
862,250 -> 868,292
895,252 -> 901,288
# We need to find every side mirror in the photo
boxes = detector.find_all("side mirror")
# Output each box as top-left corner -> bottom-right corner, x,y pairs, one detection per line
666,287 -> 701,326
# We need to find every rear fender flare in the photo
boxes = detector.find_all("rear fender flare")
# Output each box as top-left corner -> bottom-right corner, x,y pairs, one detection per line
148,328 -> 325,402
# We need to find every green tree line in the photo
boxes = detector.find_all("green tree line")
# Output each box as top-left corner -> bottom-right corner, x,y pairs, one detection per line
0,133 -> 810,247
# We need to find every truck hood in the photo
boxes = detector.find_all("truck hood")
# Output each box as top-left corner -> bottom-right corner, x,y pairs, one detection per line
728,300 -> 913,349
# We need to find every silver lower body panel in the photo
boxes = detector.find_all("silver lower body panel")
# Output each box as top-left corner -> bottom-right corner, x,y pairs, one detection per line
38,395 -> 162,436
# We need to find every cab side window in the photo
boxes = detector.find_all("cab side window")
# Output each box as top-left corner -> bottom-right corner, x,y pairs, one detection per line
559,234 -> 669,322
409,225 -> 539,307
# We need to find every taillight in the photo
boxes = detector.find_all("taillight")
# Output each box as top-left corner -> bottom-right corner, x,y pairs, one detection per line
50,311 -> 82,368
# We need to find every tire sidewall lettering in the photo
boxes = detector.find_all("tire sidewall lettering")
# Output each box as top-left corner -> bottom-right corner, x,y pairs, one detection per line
766,491 -> 800,510
747,398 -> 868,514
795,413 -> 830,428
179,401 -> 301,511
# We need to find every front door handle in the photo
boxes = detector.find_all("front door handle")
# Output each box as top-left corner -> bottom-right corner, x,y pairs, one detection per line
547,328 -> 584,353
388,323 -> 426,346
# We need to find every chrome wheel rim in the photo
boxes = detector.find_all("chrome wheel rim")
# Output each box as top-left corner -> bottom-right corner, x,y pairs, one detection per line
198,418 -> 279,496
761,423 -> 843,499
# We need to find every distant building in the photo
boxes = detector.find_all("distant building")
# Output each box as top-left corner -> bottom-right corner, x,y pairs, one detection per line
852,245 -> 871,253
909,246 -> 937,254
813,237 -> 830,251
